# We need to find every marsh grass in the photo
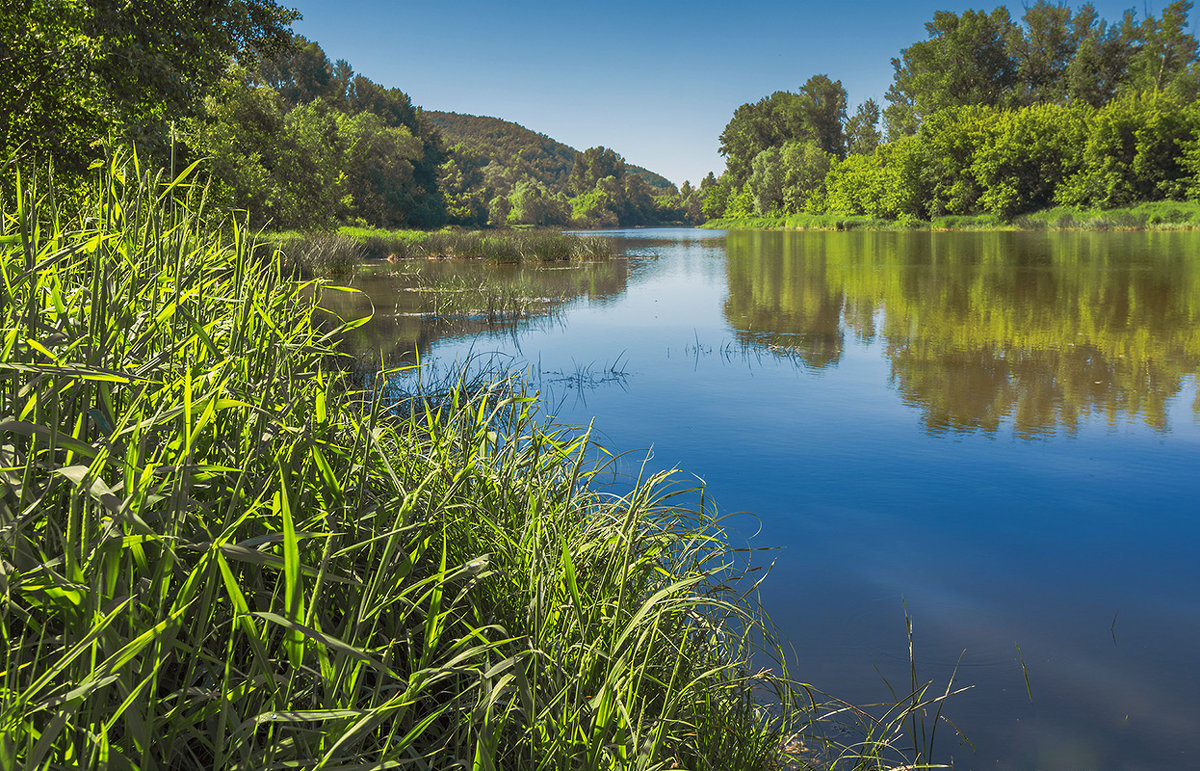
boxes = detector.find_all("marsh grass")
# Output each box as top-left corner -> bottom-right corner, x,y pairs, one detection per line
276,232 -> 366,279
274,227 -> 618,264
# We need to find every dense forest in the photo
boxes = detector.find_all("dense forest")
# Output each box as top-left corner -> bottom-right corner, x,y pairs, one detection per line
426,111 -> 675,195
705,0 -> 1200,222
183,37 -> 704,229
426,111 -> 701,228
3,9 -> 691,230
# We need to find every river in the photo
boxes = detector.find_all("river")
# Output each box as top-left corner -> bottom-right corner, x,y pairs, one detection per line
327,227 -> 1200,770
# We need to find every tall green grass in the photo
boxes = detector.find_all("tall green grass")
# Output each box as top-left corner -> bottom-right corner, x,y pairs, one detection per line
1,153 -> 956,770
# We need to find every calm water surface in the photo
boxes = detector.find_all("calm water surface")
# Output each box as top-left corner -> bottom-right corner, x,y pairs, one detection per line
336,228 -> 1200,770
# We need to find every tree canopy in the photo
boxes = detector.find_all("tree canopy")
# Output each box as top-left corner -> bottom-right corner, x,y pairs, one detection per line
2,0 -> 298,169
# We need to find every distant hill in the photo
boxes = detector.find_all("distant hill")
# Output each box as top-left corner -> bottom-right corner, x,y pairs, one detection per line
425,110 -> 675,194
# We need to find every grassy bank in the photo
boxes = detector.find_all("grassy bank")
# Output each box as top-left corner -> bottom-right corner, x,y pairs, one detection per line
270,226 -> 617,279
704,200 -> 1200,232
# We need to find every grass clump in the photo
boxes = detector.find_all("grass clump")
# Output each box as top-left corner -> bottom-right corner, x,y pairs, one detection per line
0,154 -> 832,769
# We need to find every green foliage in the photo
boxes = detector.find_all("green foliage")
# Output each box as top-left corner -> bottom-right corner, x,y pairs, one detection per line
425,111 -> 580,196
884,1 -> 1200,135
971,103 -> 1089,217
747,141 -> 833,216
701,174 -> 734,220
1,0 -> 297,170
823,136 -> 927,219
885,8 -> 1018,136
182,38 -> 445,230
1059,91 -> 1200,208
719,75 -> 848,185
845,99 -> 883,156
506,179 -> 570,226
725,183 -> 756,219
569,146 -> 625,194
425,114 -> 679,228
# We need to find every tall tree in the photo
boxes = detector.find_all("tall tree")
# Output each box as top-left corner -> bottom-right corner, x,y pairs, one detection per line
799,74 -> 848,158
1126,0 -> 1198,93
845,99 -> 882,155
1065,7 -> 1135,106
1,0 -> 298,168
569,146 -> 626,194
885,8 -> 1019,136
253,34 -> 334,107
1008,1 -> 1080,105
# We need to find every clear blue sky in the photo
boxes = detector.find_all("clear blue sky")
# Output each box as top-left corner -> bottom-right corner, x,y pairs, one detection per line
290,1 -> 1185,187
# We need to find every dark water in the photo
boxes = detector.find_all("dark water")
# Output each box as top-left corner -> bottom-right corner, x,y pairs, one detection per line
335,228 -> 1200,770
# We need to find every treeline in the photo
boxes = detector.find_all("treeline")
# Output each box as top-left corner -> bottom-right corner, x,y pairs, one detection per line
184,36 -> 702,229
705,1 -> 1200,223
5,3 -> 692,230
427,111 -> 695,228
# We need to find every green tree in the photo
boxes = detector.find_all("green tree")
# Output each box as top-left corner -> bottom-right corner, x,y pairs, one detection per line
438,144 -> 489,226
1125,0 -> 1199,93
885,8 -> 1018,135
1059,92 -> 1199,206
782,140 -> 833,213
1008,1 -> 1080,105
1,0 -> 297,169
1065,8 -> 1136,107
340,110 -> 426,227
971,102 -> 1089,217
701,173 -> 734,219
253,34 -> 335,107
799,74 -> 848,157
181,71 -> 286,224
569,146 -> 626,194
845,99 -> 882,155
918,105 -> 992,216
719,91 -> 808,184
507,178 -> 569,226
748,147 -> 784,215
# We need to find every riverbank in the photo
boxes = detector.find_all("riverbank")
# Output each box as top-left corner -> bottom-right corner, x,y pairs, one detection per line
703,200 -> 1200,232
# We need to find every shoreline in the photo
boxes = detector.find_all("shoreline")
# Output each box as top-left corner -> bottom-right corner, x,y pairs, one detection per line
701,200 -> 1200,233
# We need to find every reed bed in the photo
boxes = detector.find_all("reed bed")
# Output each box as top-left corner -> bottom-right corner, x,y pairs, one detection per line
353,229 -> 617,263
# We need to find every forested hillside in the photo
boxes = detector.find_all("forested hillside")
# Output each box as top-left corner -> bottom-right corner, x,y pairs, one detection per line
426,111 -> 675,196
5,15 -> 692,231
706,0 -> 1200,223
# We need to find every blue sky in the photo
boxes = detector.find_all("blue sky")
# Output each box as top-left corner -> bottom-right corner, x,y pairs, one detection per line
291,1 -> 1186,187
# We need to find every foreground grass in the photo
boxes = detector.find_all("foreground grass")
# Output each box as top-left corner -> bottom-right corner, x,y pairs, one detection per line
704,200 -> 1200,232
1,155 -> 958,769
